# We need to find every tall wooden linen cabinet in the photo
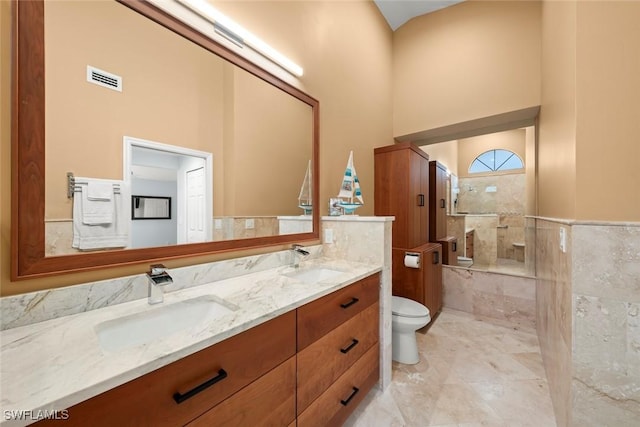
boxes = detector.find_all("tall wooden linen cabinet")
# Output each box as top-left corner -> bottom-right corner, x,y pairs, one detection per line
430,160 -> 458,267
374,142 -> 443,315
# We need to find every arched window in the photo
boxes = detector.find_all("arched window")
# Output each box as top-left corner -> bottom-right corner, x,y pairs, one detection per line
468,149 -> 523,174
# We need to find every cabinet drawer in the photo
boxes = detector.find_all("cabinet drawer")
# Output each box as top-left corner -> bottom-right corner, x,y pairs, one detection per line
42,311 -> 296,427
297,302 -> 379,413
297,273 -> 379,351
187,356 -> 296,427
297,344 -> 379,427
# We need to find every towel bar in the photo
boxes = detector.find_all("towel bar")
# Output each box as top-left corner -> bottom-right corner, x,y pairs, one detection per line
67,172 -> 121,198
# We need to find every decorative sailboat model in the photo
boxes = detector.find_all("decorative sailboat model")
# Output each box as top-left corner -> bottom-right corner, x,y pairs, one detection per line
336,151 -> 364,214
298,160 -> 313,215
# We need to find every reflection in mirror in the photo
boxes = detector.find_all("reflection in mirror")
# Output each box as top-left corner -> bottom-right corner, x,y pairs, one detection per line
43,0 -> 313,256
11,0 -> 319,279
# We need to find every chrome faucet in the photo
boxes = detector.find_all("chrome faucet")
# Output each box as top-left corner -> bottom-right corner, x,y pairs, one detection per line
146,264 -> 173,305
290,244 -> 310,268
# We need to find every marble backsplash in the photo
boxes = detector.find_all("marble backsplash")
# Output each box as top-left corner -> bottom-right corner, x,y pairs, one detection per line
1,246 -> 318,331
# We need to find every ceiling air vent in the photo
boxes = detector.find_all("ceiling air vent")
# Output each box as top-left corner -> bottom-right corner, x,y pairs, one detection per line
86,65 -> 122,92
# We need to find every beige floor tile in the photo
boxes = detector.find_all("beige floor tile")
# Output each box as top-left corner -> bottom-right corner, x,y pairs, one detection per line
345,309 -> 557,427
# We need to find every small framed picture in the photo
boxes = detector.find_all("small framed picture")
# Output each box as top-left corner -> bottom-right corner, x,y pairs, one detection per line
131,195 -> 171,220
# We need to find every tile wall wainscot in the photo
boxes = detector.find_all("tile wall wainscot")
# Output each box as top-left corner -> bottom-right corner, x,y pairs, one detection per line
535,218 -> 573,427
4,216 -> 394,389
442,266 -> 536,330
45,217 -> 284,256
535,217 -> 640,426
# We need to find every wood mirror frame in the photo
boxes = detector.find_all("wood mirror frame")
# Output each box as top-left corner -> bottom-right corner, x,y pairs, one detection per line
11,0 -> 320,280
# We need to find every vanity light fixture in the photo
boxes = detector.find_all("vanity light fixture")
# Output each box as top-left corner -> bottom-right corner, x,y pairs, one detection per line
176,0 -> 304,77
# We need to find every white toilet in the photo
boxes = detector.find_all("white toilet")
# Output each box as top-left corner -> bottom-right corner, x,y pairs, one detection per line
391,296 -> 431,364
458,256 -> 473,267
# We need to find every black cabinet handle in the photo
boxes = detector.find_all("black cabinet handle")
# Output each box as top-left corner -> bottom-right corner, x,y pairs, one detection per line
440,198 -> 445,208
173,369 -> 227,404
452,241 -> 457,252
340,338 -> 359,354
340,387 -> 360,406
340,297 -> 359,309
433,251 -> 440,265
417,194 -> 425,207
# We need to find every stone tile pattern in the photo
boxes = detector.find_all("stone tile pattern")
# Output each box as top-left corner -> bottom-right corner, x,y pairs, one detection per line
465,215 -> 499,267
46,217 -> 281,256
571,224 -> 640,426
443,266 -> 536,330
536,218 -> 640,426
536,219 -> 573,426
458,174 -> 525,215
345,309 -> 556,426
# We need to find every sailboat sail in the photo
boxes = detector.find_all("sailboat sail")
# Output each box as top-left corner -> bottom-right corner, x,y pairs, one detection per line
337,151 -> 364,213
298,160 -> 312,213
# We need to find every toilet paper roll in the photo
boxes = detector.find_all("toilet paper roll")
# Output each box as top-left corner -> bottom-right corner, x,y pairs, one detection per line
404,254 -> 420,269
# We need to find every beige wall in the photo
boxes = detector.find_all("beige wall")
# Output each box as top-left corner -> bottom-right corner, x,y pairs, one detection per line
538,1 -> 577,219
45,1 -> 311,220
420,140 -> 459,176
212,1 -> 394,216
574,1 -> 640,221
393,0 -> 541,138
538,0 -> 640,222
1,0 -> 393,295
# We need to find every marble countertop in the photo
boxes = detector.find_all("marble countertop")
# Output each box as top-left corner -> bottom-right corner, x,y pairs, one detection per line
0,257 -> 381,425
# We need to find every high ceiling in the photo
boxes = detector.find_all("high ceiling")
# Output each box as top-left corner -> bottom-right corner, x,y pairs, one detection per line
374,0 -> 465,31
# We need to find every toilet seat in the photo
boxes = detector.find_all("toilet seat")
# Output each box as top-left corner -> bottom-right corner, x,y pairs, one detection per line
392,296 -> 429,318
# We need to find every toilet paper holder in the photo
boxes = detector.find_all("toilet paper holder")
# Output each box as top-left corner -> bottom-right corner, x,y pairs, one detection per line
404,252 -> 421,269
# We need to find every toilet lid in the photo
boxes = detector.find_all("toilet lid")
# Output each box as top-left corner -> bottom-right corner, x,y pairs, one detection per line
392,296 -> 430,318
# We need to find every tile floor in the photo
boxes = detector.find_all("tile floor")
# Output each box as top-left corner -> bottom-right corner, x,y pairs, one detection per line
345,308 -> 557,427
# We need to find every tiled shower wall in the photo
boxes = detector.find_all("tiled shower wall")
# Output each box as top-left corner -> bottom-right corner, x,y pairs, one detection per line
536,218 -> 640,426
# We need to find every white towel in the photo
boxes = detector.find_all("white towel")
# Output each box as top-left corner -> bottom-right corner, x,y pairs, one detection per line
78,179 -> 116,224
73,182 -> 130,251
87,181 -> 113,201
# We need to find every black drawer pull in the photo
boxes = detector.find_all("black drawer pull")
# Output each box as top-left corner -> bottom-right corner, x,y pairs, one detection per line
433,251 -> 440,265
340,387 -> 360,406
452,241 -> 457,252
417,194 -> 425,207
340,297 -> 359,309
340,338 -> 359,354
173,369 -> 228,404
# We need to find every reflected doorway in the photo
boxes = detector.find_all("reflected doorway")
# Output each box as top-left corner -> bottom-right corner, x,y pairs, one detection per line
123,136 -> 213,249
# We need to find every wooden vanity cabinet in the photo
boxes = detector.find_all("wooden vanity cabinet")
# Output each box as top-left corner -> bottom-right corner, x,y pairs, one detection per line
374,142 -> 430,248
297,273 -> 380,425
37,273 -> 381,427
38,312 -> 296,427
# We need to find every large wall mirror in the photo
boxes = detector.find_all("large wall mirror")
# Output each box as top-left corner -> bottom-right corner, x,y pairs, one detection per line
11,0 -> 319,280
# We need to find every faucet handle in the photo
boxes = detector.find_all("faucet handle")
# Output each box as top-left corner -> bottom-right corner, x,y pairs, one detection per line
150,264 -> 167,275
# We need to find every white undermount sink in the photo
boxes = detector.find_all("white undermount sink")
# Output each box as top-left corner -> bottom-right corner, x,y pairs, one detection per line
284,267 -> 345,284
95,296 -> 235,352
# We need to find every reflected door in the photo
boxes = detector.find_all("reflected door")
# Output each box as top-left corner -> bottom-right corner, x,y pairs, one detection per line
186,167 -> 206,243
